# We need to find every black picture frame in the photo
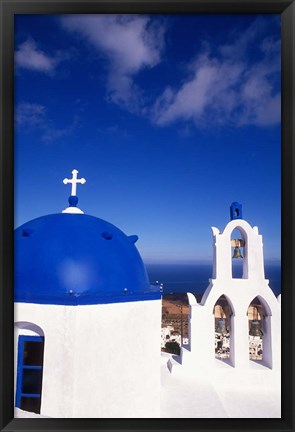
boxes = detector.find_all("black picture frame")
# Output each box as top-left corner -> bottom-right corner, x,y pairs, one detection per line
0,1 -> 294,431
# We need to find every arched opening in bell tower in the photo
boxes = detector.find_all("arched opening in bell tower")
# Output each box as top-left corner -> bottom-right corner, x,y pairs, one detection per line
230,227 -> 248,279
247,298 -> 264,362
247,296 -> 272,367
213,295 -> 233,363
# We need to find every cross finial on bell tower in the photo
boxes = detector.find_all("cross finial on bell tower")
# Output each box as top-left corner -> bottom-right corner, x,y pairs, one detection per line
230,202 -> 243,220
62,169 -> 86,214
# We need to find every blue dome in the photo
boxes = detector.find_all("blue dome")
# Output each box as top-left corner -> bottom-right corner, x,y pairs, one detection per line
15,213 -> 160,305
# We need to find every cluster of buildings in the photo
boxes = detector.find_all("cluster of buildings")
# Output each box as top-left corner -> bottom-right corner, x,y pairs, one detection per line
162,322 -> 263,362
161,325 -> 189,349
214,332 -> 263,360
248,335 -> 263,360
215,332 -> 230,357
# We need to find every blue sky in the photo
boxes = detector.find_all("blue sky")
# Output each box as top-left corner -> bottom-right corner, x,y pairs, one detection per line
14,14 -> 281,264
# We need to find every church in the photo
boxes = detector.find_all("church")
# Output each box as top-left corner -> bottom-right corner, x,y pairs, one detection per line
14,170 -> 281,418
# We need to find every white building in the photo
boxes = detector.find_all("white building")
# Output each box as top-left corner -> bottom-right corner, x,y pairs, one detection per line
14,170 -> 162,418
14,176 -> 281,418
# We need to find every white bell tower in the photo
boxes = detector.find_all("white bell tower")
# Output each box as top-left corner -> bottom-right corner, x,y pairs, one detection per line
173,203 -> 281,379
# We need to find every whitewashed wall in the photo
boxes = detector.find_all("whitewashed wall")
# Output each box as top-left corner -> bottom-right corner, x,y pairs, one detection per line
14,299 -> 162,418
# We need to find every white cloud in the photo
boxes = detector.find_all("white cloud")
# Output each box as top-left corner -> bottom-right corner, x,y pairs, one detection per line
15,102 -> 78,142
15,102 -> 46,126
15,39 -> 60,74
41,120 -> 78,142
218,18 -> 265,60
152,21 -> 280,128
61,15 -> 164,110
153,56 -> 244,126
59,15 -> 280,129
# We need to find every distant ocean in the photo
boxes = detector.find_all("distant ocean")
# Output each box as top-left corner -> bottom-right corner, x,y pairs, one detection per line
146,262 -> 281,296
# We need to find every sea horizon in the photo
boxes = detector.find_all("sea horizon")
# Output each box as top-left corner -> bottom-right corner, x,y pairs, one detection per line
146,261 -> 281,296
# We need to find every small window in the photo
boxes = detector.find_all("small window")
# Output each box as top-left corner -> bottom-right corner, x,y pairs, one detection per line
15,335 -> 44,414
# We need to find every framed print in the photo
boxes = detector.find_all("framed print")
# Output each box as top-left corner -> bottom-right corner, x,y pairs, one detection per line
0,0 -> 294,431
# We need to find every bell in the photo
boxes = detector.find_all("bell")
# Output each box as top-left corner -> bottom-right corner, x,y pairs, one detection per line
232,246 -> 243,259
216,319 -> 226,334
249,320 -> 262,337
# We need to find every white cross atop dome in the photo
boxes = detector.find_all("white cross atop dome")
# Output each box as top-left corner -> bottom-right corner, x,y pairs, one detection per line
62,169 -> 86,214
63,169 -> 86,196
